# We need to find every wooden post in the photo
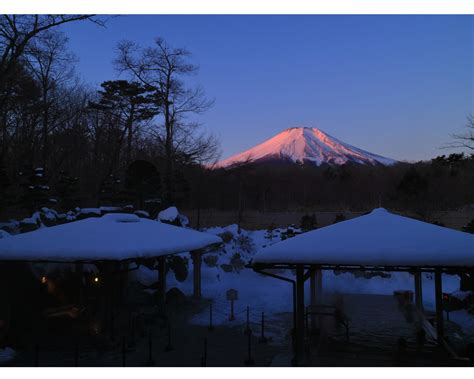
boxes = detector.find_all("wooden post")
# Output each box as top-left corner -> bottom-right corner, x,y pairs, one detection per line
435,269 -> 444,342
75,263 -> 84,307
310,268 -> 316,307
192,251 -> 202,299
158,256 -> 167,304
295,265 -> 305,363
316,269 -> 323,303
414,271 -> 423,311
310,268 -> 317,330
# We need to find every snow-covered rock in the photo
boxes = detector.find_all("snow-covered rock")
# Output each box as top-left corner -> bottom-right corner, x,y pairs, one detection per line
78,208 -> 101,216
158,207 -> 179,222
134,210 -> 150,218
0,229 -> 10,239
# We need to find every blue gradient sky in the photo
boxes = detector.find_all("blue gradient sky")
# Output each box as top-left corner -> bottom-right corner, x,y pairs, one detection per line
60,15 -> 473,162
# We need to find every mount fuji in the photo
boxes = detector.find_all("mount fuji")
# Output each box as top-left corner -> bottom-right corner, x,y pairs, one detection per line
216,127 -> 397,168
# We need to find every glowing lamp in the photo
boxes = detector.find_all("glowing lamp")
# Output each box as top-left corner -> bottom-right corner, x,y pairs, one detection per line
41,276 -> 47,284
94,276 -> 99,283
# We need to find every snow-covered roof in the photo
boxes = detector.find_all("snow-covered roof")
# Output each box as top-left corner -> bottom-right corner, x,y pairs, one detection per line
253,208 -> 474,268
0,213 -> 221,262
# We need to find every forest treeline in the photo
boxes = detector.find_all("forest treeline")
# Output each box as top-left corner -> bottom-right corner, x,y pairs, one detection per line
0,15 -> 473,223
198,153 -> 474,218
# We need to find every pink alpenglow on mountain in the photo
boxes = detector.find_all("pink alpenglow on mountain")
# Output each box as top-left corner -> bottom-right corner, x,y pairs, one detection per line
216,127 -> 397,168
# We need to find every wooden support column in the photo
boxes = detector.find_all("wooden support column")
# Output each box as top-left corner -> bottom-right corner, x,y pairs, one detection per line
158,256 -> 167,305
414,270 -> 423,311
434,269 -> 444,342
316,268 -> 323,304
310,268 -> 317,329
191,251 -> 202,299
295,265 -> 305,363
75,263 -> 84,307
310,268 -> 317,307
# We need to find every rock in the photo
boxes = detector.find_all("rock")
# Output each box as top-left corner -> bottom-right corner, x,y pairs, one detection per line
134,210 -> 150,218
0,230 -> 10,239
122,204 -> 134,213
19,218 -> 39,233
0,221 -> 19,235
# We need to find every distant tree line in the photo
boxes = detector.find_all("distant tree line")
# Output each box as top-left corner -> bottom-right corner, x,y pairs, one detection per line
0,15 -> 219,220
187,152 -> 474,219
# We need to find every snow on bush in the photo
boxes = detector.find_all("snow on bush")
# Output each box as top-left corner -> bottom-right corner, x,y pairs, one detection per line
157,206 -> 189,227
158,206 -> 179,222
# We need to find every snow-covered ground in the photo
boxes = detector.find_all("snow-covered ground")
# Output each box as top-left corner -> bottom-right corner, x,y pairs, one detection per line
131,223 -> 467,343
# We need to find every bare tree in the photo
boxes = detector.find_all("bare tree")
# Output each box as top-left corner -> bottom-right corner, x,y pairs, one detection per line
0,15 -> 102,88
25,30 -> 77,168
115,37 -> 217,202
449,114 -> 474,151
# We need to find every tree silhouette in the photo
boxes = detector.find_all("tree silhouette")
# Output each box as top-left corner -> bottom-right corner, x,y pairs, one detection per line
125,160 -> 161,210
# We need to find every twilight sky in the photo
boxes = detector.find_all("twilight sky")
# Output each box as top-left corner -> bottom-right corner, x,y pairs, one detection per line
60,15 -> 473,162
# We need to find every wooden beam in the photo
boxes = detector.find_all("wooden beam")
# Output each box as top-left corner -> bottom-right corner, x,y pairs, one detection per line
310,268 -> 317,329
295,265 -> 305,363
435,269 -> 444,342
191,251 -> 202,299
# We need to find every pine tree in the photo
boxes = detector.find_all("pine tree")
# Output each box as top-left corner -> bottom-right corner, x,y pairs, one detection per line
124,160 -> 161,210
55,170 -> 81,211
18,166 -> 51,213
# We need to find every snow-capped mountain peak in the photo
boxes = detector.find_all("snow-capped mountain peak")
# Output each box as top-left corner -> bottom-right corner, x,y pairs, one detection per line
215,127 -> 397,168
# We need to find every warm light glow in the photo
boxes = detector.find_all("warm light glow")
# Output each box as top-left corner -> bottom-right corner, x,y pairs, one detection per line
94,276 -> 99,283
41,276 -> 47,284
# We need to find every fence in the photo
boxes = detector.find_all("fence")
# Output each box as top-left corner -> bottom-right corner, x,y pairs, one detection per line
21,303 -> 283,367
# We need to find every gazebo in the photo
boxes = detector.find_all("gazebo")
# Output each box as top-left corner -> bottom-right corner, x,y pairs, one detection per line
252,208 -> 474,362
0,213 -> 222,301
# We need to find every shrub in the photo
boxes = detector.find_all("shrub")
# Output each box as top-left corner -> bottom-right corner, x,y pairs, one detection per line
220,264 -> 233,273
300,214 -> 317,231
168,255 -> 188,282
333,214 -> 346,224
265,222 -> 277,240
463,219 -> 474,234
203,254 -> 219,267
218,231 -> 234,244
235,234 -> 255,254
230,253 -> 246,272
